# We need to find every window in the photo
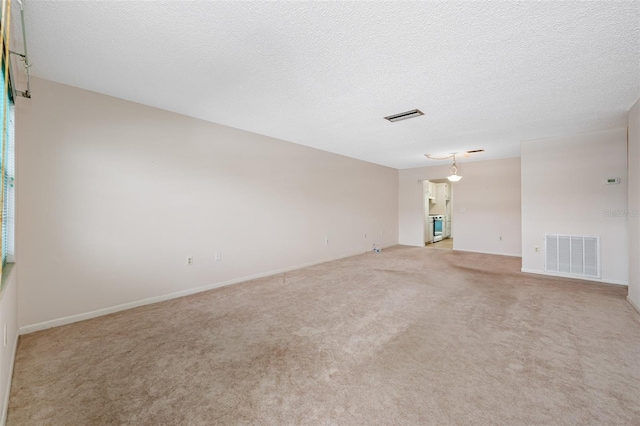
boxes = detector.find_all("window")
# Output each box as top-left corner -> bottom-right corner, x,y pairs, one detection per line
0,56 -> 14,272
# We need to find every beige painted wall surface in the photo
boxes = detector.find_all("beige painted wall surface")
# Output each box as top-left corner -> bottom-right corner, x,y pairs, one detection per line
16,77 -> 399,328
0,266 -> 18,424
399,157 -> 522,256
521,128 -> 628,284
628,98 -> 640,308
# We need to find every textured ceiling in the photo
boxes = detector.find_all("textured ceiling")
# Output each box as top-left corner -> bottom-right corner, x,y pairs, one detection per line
15,1 -> 640,169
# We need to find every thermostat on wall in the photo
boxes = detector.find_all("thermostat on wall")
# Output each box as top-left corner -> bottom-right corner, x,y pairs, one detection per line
606,178 -> 621,185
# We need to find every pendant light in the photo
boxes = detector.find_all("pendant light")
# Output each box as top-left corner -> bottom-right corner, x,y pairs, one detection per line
424,150 -> 480,182
447,155 -> 462,182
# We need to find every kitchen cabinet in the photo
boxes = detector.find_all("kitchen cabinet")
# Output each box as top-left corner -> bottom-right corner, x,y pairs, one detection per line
429,182 -> 436,200
443,183 -> 451,201
424,181 -> 436,200
425,219 -> 434,244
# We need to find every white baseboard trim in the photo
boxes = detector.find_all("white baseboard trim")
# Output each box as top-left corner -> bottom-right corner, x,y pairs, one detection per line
19,247 -> 395,335
627,296 -> 640,314
1,332 -> 19,426
453,248 -> 522,258
520,268 -> 628,286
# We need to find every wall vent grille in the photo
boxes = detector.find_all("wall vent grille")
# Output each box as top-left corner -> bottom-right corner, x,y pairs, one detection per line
544,234 -> 600,279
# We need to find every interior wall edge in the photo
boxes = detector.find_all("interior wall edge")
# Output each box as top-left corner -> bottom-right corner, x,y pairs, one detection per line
0,264 -> 19,426
520,127 -> 629,284
16,77 -> 400,327
18,246 -> 395,335
627,295 -> 640,314
626,96 -> 640,310
453,248 -> 522,258
0,332 -> 19,426
520,268 -> 628,286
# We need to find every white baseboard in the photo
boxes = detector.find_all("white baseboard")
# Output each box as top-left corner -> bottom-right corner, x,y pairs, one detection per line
453,248 -> 522,258
19,247 -> 394,335
1,332 -> 19,426
627,296 -> 640,314
520,268 -> 628,286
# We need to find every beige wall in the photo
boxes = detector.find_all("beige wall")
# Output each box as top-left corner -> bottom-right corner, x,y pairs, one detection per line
399,157 -> 522,256
521,128 -> 628,284
16,77 -> 399,329
0,266 -> 18,424
628,98 -> 640,310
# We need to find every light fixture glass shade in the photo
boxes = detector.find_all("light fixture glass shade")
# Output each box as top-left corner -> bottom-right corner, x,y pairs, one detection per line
447,162 -> 462,182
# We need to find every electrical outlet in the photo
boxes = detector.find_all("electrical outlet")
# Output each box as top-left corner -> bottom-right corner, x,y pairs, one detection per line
324,238 -> 329,245
186,256 -> 193,266
534,246 -> 539,253
499,236 -> 502,241
215,253 -> 222,261
364,233 -> 367,239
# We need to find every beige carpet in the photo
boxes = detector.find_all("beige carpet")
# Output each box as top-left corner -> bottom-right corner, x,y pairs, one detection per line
7,246 -> 640,425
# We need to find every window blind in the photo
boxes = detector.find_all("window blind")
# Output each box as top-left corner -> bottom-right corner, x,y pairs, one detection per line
2,101 -> 13,264
0,63 -> 13,267
0,0 -> 15,276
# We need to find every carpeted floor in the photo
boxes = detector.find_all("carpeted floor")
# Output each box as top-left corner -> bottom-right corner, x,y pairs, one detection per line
7,246 -> 640,425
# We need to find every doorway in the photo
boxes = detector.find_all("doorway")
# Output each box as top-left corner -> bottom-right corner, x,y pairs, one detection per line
422,179 -> 453,250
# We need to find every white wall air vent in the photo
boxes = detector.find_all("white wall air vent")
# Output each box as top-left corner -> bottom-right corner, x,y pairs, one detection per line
545,234 -> 600,279
384,109 -> 424,122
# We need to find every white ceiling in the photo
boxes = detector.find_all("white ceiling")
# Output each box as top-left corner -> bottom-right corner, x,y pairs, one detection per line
15,1 -> 640,169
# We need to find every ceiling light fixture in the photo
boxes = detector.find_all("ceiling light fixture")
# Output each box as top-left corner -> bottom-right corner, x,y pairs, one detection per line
447,155 -> 462,182
424,149 -> 484,181
424,152 -> 469,182
384,109 -> 424,122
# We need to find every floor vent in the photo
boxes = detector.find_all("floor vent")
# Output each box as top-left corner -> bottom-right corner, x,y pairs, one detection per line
545,234 -> 600,279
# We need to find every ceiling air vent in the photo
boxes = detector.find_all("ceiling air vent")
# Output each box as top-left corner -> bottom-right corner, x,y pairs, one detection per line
384,109 -> 424,122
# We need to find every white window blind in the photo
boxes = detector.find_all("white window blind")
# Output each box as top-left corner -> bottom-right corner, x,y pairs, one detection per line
0,61 -> 15,267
